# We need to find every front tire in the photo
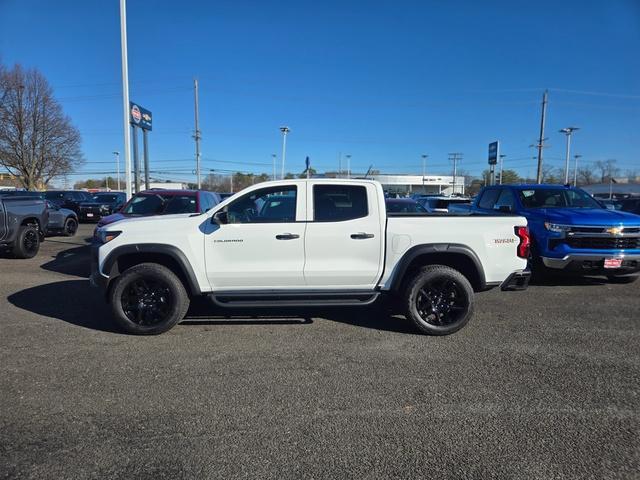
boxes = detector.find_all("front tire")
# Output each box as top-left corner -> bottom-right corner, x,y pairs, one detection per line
12,224 -> 41,259
109,263 -> 190,335
403,265 -> 474,335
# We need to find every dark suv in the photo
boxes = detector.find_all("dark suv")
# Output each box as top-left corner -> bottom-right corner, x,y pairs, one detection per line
44,190 -> 94,215
78,192 -> 126,222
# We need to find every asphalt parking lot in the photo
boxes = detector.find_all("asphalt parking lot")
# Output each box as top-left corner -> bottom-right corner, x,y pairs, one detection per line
1,224 -> 639,479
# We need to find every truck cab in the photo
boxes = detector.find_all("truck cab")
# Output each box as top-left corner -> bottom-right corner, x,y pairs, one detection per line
472,184 -> 640,281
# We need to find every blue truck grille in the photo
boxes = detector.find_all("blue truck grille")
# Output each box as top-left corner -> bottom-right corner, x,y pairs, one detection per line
566,237 -> 640,250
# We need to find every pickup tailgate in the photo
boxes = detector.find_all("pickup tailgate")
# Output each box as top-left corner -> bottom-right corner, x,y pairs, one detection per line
381,215 -> 529,288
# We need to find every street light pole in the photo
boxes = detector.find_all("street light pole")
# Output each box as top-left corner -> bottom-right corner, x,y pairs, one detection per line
499,154 -> 506,184
345,154 -> 351,179
119,0 -> 132,200
112,151 -> 120,190
573,154 -> 582,186
279,126 -> 290,180
559,127 -> 579,184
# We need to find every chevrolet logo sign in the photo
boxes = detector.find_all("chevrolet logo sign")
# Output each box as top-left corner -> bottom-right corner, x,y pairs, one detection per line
606,227 -> 623,235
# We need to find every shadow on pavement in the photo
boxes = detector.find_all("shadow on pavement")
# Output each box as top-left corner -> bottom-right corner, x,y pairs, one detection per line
8,279 -> 120,333
40,245 -> 91,278
529,274 -> 608,287
9,281 -> 415,335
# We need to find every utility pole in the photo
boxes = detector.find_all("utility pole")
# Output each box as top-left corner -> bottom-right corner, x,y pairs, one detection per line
193,79 -> 202,189
345,154 -> 351,179
421,154 -> 428,190
559,127 -> 579,184
279,126 -> 290,179
499,154 -> 506,184
112,151 -> 120,190
119,0 -> 132,200
573,154 -> 582,186
448,153 -> 463,195
535,89 -> 548,184
230,173 -> 233,193
271,154 -> 276,181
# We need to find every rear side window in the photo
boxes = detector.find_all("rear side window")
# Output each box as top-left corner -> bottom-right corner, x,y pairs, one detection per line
314,185 -> 368,221
478,189 -> 500,209
495,189 -> 516,210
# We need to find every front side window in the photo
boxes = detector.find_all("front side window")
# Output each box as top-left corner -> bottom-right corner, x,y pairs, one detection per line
313,185 -> 368,221
226,186 -> 297,224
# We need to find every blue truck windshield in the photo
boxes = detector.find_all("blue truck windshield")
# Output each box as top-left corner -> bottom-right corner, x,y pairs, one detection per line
518,188 -> 602,209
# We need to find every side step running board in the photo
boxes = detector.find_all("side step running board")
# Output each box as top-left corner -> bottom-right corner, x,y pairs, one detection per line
209,290 -> 380,308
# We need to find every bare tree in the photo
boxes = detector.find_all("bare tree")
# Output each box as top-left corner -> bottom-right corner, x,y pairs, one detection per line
0,64 -> 83,189
594,159 -> 619,183
577,167 -> 597,186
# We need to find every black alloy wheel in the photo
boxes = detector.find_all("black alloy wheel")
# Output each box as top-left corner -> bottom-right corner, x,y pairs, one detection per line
415,277 -> 467,326
64,217 -> 78,236
403,265 -> 474,335
121,278 -> 173,326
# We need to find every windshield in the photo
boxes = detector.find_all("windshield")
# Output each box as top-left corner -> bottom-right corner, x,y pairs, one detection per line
518,188 -> 602,209
93,194 -> 120,203
122,193 -> 197,215
386,201 -> 428,213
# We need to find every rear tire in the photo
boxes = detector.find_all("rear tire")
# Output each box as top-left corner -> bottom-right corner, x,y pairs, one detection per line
109,263 -> 190,335
12,224 -> 40,259
63,217 -> 78,237
403,265 -> 474,335
607,275 -> 638,284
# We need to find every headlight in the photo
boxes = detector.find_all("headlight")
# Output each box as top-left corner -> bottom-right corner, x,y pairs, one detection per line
544,222 -> 571,233
97,229 -> 121,244
100,205 -> 110,212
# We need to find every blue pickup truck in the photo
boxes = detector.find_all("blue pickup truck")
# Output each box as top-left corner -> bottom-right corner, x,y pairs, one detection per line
471,184 -> 640,282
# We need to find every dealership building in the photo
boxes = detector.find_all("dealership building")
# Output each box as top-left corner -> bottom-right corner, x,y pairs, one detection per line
361,174 -> 465,196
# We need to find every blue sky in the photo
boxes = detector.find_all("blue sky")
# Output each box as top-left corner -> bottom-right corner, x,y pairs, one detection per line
1,0 -> 639,184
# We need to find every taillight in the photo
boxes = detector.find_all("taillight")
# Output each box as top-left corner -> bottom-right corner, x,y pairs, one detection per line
515,226 -> 530,259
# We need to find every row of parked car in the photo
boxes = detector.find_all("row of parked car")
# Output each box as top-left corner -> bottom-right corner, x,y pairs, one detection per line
0,188 -> 228,259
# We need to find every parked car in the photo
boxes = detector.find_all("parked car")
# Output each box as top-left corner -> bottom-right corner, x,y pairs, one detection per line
91,179 -> 530,335
218,192 -> 234,200
385,198 -> 428,213
95,190 -> 221,232
470,184 -> 640,282
45,201 -> 78,237
600,199 -> 622,210
620,197 -> 640,215
78,192 -> 126,222
0,193 -> 49,258
417,196 -> 472,213
44,190 -> 94,215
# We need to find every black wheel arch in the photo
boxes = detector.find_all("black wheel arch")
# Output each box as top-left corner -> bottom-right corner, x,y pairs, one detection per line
103,244 -> 202,296
389,243 -> 487,293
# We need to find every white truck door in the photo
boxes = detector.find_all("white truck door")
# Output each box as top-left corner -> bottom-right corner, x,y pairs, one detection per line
304,183 -> 384,287
205,183 -> 306,289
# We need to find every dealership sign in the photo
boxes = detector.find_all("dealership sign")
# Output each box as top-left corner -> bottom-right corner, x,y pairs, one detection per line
129,102 -> 152,131
488,141 -> 499,165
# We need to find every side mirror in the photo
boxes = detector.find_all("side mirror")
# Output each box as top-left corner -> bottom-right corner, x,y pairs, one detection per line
212,210 -> 228,225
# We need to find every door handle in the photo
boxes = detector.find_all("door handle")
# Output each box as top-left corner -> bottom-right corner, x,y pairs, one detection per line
350,232 -> 374,239
276,233 -> 300,240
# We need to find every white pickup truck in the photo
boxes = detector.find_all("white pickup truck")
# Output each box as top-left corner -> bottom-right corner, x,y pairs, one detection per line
91,179 -> 531,335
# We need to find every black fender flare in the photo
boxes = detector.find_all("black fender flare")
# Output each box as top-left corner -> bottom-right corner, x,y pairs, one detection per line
389,243 -> 487,292
103,243 -> 202,295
